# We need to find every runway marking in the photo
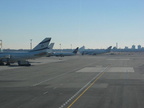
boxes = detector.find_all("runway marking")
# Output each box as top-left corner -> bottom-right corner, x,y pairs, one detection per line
59,66 -> 110,108
107,58 -> 130,60
43,91 -> 48,95
32,68 -> 80,86
67,72 -> 104,108
32,62 -> 100,86
77,67 -> 134,73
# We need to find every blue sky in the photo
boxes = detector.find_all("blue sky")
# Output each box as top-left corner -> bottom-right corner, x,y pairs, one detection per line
0,0 -> 144,49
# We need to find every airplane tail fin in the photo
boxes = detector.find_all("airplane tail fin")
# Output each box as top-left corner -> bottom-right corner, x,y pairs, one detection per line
105,46 -> 112,52
48,43 -> 54,49
31,38 -> 51,52
79,46 -> 85,52
73,47 -> 79,54
46,43 -> 54,57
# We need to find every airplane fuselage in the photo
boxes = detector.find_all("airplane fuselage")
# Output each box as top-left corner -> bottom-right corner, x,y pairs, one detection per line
0,50 -> 48,63
53,52 -> 75,57
0,38 -> 52,66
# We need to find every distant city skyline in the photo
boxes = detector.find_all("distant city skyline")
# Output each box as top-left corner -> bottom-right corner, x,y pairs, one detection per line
1,38 -> 144,50
0,0 -> 144,49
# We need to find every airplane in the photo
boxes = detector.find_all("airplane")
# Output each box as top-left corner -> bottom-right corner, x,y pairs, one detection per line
46,43 -> 55,57
80,46 -> 112,55
0,38 -> 52,66
52,47 -> 79,57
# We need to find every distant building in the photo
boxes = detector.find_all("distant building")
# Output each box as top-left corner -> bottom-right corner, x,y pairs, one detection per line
132,45 -> 136,49
113,47 -> 117,50
124,46 -> 129,49
138,45 -> 142,49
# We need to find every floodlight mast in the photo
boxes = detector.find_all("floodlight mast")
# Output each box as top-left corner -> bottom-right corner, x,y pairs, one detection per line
0,40 -> 2,50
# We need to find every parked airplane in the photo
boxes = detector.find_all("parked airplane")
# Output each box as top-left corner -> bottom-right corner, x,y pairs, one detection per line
80,46 -> 112,55
47,43 -> 54,57
0,38 -> 52,66
52,47 -> 79,57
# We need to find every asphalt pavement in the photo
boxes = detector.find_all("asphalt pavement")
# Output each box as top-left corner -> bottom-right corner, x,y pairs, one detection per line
0,54 -> 144,108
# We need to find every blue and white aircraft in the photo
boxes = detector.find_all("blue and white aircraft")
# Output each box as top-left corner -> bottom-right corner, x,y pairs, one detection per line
52,47 -> 79,57
0,38 -> 52,66
80,46 -> 112,55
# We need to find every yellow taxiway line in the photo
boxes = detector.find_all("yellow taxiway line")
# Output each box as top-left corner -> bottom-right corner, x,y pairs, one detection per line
67,72 -> 105,108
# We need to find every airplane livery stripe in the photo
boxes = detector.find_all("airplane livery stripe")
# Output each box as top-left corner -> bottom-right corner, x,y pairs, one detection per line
39,39 -> 51,44
30,47 -> 49,52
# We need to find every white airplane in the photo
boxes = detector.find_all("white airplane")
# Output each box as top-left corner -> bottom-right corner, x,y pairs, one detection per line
46,43 -> 55,57
52,47 -> 79,57
80,46 -> 112,55
0,38 -> 52,66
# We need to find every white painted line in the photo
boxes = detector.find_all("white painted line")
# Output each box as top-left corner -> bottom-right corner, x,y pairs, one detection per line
43,91 -> 48,95
32,62 -> 99,86
32,67 -> 86,86
59,66 -> 110,108
107,59 -> 130,60
77,67 -> 134,73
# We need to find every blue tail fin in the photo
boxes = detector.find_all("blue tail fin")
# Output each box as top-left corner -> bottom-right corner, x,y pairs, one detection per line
73,47 -> 79,54
105,46 -> 112,52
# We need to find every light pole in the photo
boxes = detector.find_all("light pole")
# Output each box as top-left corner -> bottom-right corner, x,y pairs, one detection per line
59,44 -> 61,52
0,40 -> 2,51
71,44 -> 72,50
30,39 -> 32,50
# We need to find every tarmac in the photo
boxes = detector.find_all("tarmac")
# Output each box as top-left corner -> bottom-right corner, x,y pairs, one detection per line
0,53 -> 144,108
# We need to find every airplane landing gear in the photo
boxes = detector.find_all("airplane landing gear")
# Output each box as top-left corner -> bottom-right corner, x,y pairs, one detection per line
18,61 -> 31,66
0,62 -> 4,65
6,62 -> 10,65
